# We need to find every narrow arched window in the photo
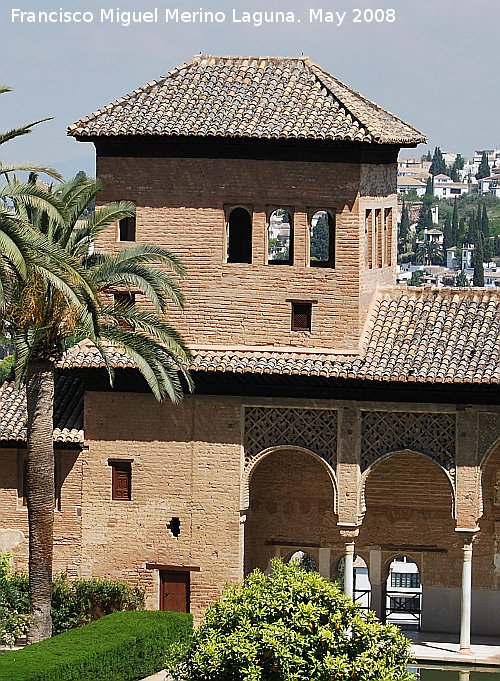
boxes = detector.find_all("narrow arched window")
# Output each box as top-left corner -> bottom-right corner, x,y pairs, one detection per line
310,210 -> 335,267
227,207 -> 252,263
268,209 -> 293,264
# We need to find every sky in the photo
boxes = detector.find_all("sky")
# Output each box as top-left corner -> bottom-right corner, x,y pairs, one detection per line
1,0 -> 498,178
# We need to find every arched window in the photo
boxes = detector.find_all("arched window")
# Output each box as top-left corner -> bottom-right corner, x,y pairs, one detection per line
310,210 -> 335,267
287,550 -> 317,572
227,207 -> 252,263
268,209 -> 293,264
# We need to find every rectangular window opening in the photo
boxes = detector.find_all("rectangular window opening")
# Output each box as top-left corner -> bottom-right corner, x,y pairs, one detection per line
365,209 -> 373,269
291,302 -> 312,332
118,216 -> 136,242
110,461 -> 132,501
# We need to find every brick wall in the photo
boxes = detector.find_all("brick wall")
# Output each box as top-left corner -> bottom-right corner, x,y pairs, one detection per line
82,392 -> 243,619
0,448 -> 82,576
95,156 -> 396,351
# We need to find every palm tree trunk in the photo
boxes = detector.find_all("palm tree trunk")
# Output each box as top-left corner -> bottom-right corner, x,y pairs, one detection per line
26,359 -> 55,642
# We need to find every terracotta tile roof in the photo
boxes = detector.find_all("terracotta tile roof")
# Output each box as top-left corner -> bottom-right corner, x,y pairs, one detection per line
68,55 -> 425,146
57,289 -> 500,385
0,375 -> 84,444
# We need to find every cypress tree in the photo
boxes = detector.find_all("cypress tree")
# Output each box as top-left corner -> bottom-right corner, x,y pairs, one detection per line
417,202 -> 433,230
443,214 -> 453,251
430,147 -> 446,176
481,204 -> 491,261
476,151 -> 491,180
473,232 -> 484,286
451,198 -> 459,246
399,201 -> 410,255
449,161 -> 459,182
467,213 -> 475,244
425,176 -> 434,196
458,217 -> 467,246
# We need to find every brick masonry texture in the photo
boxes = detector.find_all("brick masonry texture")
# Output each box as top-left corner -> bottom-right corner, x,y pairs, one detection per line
95,155 -> 396,350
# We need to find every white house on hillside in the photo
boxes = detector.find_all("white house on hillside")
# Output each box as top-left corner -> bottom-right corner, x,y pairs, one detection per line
433,174 -> 469,199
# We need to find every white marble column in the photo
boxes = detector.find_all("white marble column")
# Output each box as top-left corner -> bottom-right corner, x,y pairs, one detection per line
344,542 -> 355,599
459,540 -> 473,654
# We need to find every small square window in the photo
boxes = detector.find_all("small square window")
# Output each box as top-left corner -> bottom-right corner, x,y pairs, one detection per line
291,303 -> 312,331
118,216 -> 136,242
113,292 -> 135,308
110,461 -> 132,501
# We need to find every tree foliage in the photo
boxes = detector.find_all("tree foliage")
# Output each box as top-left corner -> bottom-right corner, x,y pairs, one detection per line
429,147 -> 446,176
1,173 -> 192,642
473,232 -> 485,286
310,213 -> 330,262
476,151 -> 491,180
169,560 -> 413,681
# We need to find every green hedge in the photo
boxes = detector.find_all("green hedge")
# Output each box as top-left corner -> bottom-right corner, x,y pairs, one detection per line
0,610 -> 192,681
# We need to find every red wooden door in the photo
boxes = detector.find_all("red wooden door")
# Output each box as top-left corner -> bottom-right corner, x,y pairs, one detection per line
160,571 -> 190,612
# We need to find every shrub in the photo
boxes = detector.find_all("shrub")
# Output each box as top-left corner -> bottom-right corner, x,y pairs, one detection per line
0,559 -> 145,638
51,574 -> 145,634
169,559 -> 413,681
0,555 -> 31,646
0,610 -> 193,681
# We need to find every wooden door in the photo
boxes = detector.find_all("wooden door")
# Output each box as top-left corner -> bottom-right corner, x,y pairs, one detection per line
160,571 -> 190,612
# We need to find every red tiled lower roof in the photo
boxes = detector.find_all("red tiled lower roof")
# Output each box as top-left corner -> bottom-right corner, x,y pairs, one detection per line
0,376 -> 84,444
59,288 -> 500,385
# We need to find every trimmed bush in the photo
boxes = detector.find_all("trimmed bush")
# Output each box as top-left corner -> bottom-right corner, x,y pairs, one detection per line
169,559 -> 413,681
0,610 -> 192,681
0,565 -> 145,637
51,574 -> 145,634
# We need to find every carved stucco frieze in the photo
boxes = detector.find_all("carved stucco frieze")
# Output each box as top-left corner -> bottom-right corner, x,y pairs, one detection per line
361,411 -> 456,474
478,413 -> 500,465
244,407 -> 337,467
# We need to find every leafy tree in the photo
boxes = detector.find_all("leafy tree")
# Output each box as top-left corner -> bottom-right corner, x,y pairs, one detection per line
455,270 -> 469,287
476,151 -> 491,180
473,232 -> 485,286
429,147 -> 446,176
2,174 -> 193,642
169,559 -> 413,681
0,354 -> 14,381
422,150 -> 432,162
310,213 -> 330,262
408,270 -> 425,286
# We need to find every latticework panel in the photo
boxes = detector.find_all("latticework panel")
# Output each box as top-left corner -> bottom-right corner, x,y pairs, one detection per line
361,411 -> 456,473
478,413 -> 500,464
244,407 -> 337,466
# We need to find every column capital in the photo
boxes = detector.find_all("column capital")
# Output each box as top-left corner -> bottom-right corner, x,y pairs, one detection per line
338,524 -> 360,541
455,527 -> 479,545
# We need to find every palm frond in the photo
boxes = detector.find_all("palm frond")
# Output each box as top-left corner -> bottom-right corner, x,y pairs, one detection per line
0,163 -> 63,181
100,324 -> 185,402
2,182 -> 68,224
0,118 -> 52,147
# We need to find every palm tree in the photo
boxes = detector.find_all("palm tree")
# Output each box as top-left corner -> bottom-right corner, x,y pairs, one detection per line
416,240 -> 443,266
0,87 -> 96,306
3,173 -> 192,641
